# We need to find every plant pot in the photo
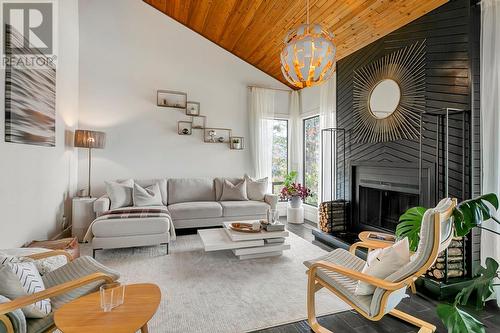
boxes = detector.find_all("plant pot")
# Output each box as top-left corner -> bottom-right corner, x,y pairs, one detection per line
289,196 -> 303,208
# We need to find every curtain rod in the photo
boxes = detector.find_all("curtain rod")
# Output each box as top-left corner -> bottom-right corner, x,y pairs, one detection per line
247,85 -> 292,93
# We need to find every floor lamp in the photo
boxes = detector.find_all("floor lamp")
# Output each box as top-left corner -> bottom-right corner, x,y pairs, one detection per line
74,129 -> 106,198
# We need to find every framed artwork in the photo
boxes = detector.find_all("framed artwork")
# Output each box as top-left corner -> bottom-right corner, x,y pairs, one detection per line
4,25 -> 56,147
177,121 -> 192,135
157,90 -> 187,109
204,128 -> 232,143
186,102 -> 200,116
191,115 -> 206,129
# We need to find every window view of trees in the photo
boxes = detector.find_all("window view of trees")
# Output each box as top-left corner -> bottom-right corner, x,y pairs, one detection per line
304,116 -> 320,206
272,119 -> 288,195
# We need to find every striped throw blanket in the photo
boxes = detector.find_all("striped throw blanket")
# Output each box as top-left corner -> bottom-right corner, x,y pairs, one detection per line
98,207 -> 170,220
83,207 -> 176,242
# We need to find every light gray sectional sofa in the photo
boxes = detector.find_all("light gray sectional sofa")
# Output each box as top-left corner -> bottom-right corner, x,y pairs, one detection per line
90,177 -> 278,255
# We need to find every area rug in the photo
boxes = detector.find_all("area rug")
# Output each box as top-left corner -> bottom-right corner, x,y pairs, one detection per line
81,232 -> 350,333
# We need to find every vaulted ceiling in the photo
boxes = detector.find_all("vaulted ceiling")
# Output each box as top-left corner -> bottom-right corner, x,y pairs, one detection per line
143,0 -> 448,89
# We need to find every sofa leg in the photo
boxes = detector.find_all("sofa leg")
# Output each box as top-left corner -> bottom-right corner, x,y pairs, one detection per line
92,248 -> 102,259
161,243 -> 169,255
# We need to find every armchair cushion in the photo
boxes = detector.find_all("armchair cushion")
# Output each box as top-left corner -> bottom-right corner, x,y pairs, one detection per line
0,263 -> 51,318
42,256 -> 120,309
304,249 -> 372,315
0,295 -> 26,333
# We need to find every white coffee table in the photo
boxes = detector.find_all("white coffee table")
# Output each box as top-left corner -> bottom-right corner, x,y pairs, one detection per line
198,221 -> 290,260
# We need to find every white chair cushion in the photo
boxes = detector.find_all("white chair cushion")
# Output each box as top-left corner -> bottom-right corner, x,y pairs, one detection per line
219,201 -> 269,217
168,178 -> 215,204
355,238 -> 410,296
92,217 -> 169,237
168,202 -> 223,220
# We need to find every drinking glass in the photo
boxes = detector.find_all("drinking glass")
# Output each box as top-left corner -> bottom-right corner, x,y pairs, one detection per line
100,283 -> 125,312
267,208 -> 279,224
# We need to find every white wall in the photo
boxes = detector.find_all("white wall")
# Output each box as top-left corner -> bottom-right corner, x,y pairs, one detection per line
77,0 -> 289,195
0,0 -> 79,247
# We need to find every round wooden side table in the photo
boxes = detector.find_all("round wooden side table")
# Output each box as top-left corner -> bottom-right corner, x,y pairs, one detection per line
54,283 -> 160,333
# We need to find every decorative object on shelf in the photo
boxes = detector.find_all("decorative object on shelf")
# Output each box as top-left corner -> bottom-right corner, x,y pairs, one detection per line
157,90 -> 187,109
186,101 -> 200,116
204,128 -> 232,143
230,136 -> 244,150
280,0 -> 336,88
352,40 -> 426,143
4,25 -> 56,147
191,115 -> 206,129
74,129 -> 106,198
177,121 -> 192,135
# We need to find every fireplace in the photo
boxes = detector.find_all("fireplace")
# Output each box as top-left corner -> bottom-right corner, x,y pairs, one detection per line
351,162 -> 433,234
358,186 -> 419,232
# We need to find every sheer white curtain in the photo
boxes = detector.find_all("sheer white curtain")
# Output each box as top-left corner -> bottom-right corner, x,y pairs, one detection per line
249,87 -> 275,183
480,0 -> 500,305
319,74 -> 337,203
289,91 -> 303,181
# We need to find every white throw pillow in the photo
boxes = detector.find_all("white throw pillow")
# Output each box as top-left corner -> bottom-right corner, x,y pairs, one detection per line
355,237 -> 410,296
0,262 -> 51,318
244,175 -> 268,201
106,179 -> 134,209
220,179 -> 248,201
133,183 -> 163,207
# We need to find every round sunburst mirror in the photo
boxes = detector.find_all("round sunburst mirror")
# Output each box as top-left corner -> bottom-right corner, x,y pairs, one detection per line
352,40 -> 427,143
368,79 -> 401,119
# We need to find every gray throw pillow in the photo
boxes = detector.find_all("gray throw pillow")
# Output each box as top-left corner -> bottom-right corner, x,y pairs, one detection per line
133,183 -> 163,207
244,175 -> 268,201
220,179 -> 248,201
106,179 -> 134,209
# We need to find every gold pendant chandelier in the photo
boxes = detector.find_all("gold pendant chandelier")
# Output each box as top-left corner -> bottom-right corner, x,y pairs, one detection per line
280,0 -> 336,89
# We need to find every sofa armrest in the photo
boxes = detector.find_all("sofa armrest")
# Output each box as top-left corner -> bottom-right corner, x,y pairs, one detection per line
94,195 -> 110,216
264,194 -> 278,210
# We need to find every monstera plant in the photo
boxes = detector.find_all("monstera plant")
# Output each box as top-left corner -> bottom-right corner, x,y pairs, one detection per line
396,193 -> 500,333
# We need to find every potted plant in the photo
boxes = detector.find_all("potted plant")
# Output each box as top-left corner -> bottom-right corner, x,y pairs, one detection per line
396,194 -> 500,333
280,171 -> 311,208
231,137 -> 241,149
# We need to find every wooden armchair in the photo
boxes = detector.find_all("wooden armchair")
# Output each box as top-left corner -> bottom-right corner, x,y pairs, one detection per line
0,250 -> 119,333
305,198 -> 456,333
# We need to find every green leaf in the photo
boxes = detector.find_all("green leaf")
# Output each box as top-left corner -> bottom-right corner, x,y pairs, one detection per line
455,257 -> 499,309
437,304 -> 485,333
455,194 -> 499,233
283,171 -> 298,187
395,206 -> 426,252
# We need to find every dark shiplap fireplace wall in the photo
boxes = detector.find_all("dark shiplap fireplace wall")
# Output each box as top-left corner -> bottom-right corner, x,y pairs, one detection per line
336,0 -> 481,270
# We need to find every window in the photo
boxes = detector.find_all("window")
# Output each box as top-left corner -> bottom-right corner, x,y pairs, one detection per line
303,116 -> 320,206
272,119 -> 288,195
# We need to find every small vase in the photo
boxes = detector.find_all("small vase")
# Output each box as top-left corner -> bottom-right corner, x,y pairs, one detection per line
290,196 -> 302,208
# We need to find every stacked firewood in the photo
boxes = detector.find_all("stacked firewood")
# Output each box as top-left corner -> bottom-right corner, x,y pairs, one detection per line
319,200 -> 349,233
427,237 -> 466,280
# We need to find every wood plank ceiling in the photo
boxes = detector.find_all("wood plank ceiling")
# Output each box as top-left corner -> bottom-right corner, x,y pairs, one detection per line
143,0 -> 448,89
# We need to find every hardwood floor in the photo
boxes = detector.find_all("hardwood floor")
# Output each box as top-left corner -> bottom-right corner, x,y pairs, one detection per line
251,218 -> 500,333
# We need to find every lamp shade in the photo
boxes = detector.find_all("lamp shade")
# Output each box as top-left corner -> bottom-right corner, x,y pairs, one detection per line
74,130 -> 106,149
